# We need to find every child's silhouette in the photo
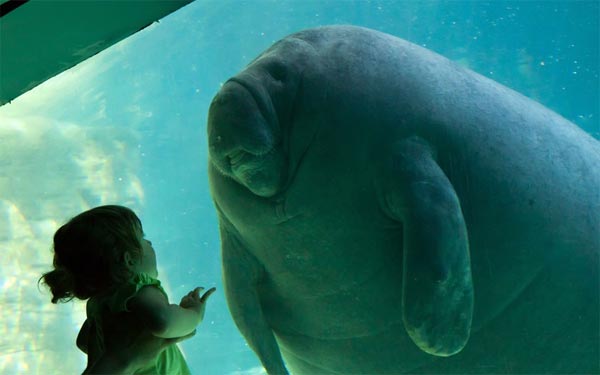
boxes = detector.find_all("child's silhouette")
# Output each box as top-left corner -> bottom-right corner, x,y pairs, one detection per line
40,205 -> 215,374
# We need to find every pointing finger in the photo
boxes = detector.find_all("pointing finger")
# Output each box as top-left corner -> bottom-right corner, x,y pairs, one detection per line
200,287 -> 216,303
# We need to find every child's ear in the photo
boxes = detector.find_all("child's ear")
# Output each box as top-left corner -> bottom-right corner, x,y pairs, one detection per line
123,251 -> 136,268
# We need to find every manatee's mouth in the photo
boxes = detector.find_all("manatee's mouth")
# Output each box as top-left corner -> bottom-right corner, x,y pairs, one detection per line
215,146 -> 276,176
228,147 -> 274,168
244,150 -> 285,197
228,149 -> 247,167
211,145 -> 284,197
230,150 -> 268,178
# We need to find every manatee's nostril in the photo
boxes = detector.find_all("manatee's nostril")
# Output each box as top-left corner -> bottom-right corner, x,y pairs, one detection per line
210,135 -> 223,152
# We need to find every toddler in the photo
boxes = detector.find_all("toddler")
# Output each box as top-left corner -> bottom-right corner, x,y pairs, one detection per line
40,205 -> 215,374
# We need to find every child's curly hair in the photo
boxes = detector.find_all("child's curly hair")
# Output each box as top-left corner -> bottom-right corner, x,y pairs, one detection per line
40,205 -> 144,303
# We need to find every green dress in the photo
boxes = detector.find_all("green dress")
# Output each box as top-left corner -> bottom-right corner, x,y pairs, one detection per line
86,273 -> 192,375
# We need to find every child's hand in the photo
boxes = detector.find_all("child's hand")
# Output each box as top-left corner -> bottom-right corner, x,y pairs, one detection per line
179,287 -> 216,320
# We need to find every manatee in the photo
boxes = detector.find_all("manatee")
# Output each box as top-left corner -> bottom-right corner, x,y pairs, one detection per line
206,25 -> 600,374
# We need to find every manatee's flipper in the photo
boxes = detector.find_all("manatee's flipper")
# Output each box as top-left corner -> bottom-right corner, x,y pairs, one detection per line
384,136 -> 473,356
219,220 -> 289,374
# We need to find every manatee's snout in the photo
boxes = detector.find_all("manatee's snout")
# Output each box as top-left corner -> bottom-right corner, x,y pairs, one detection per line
207,80 -> 285,197
208,81 -> 274,162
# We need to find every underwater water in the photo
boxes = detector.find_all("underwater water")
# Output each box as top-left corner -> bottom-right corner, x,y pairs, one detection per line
0,1 -> 597,374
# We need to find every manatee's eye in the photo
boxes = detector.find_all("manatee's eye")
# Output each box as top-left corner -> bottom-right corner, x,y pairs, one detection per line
268,61 -> 287,82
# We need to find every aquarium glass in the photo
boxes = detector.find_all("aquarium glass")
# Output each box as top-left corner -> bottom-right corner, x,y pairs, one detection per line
0,1 -> 597,374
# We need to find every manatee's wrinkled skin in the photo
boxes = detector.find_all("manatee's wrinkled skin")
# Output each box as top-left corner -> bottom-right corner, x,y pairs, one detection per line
207,25 -> 600,374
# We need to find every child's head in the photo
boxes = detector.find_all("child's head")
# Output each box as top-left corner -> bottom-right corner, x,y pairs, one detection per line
40,205 -> 148,303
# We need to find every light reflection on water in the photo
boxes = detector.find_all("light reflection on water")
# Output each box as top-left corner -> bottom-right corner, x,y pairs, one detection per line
0,117 -> 144,374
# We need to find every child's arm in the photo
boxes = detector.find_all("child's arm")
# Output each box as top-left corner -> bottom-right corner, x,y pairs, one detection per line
128,285 -> 215,339
83,330 -> 197,374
